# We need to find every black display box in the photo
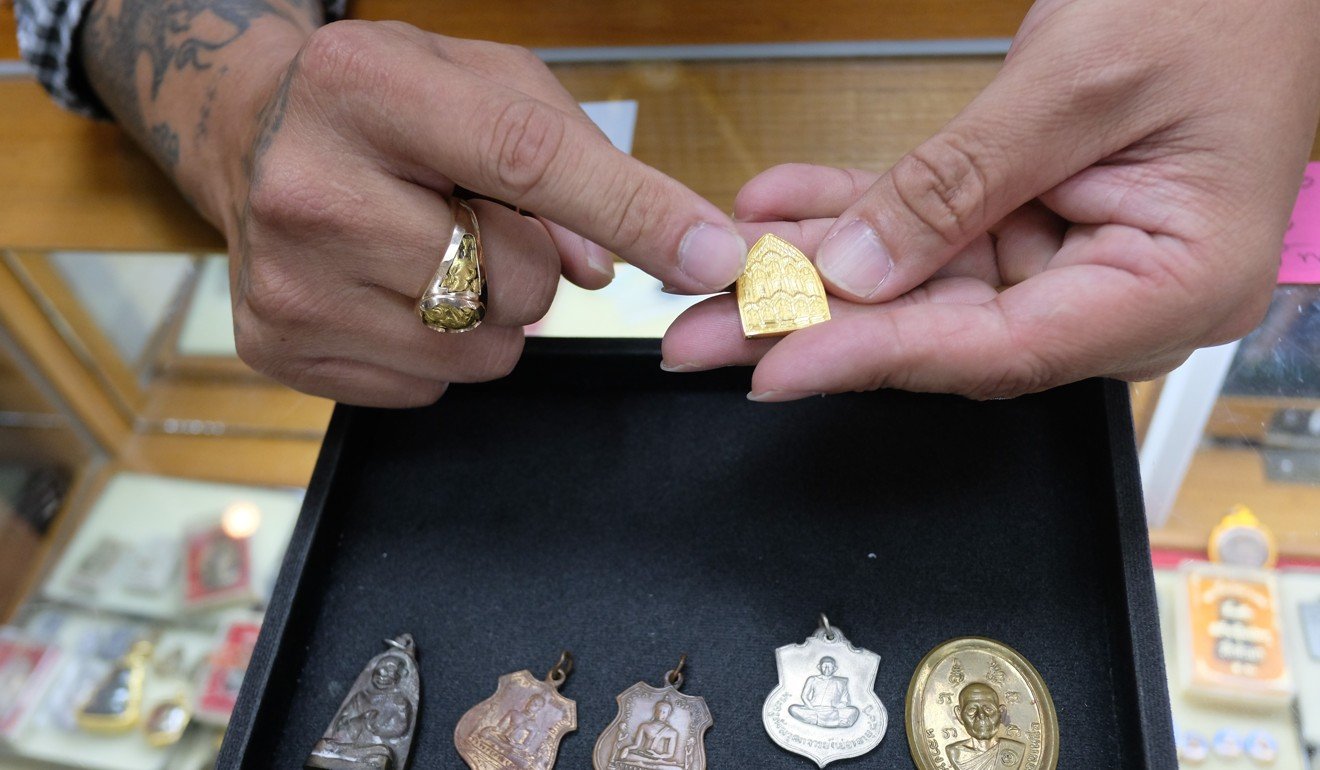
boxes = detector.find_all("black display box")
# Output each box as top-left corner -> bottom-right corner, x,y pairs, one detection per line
221,340 -> 1177,769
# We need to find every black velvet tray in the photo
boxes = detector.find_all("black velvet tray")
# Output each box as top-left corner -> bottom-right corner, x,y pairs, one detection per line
221,340 -> 1177,769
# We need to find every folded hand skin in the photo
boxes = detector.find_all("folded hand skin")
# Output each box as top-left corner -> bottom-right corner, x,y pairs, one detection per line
72,0 -> 1319,406
662,0 -> 1320,401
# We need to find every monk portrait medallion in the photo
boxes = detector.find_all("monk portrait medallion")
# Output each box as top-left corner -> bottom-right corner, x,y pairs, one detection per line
307,635 -> 420,770
906,638 -> 1058,770
762,616 -> 887,766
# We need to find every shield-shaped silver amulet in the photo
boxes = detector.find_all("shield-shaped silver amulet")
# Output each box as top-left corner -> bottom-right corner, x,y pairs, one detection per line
762,616 -> 888,766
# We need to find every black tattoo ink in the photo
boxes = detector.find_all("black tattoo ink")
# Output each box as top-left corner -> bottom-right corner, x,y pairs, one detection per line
150,122 -> 181,167
244,53 -> 300,188
195,64 -> 228,142
80,0 -> 320,173
235,50 -> 301,299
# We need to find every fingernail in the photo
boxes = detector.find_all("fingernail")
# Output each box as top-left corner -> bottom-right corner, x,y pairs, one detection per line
747,390 -> 823,403
679,223 -> 746,291
660,361 -> 705,373
816,220 -> 892,298
584,240 -> 616,283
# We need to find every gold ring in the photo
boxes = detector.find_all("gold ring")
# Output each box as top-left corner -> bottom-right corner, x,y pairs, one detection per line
417,198 -> 486,333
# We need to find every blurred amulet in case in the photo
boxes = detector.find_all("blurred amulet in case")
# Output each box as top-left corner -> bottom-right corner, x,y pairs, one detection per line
1245,730 -> 1280,764
143,694 -> 192,747
194,619 -> 262,726
119,536 -> 181,596
1176,561 -> 1294,706
76,640 -> 152,733
65,537 -> 125,594
0,637 -> 61,740
183,521 -> 255,609
1207,505 -> 1277,569
1175,726 -> 1210,764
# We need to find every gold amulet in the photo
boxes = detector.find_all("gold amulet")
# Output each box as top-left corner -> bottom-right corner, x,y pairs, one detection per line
736,233 -> 831,339
906,637 -> 1059,770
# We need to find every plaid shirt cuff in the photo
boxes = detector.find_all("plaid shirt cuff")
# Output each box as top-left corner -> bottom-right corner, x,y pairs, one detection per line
14,0 -> 349,119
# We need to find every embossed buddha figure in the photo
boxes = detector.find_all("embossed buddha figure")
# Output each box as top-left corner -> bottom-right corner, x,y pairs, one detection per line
482,693 -> 546,751
617,700 -> 683,769
946,683 -> 1025,770
788,656 -> 860,729
308,656 -> 414,769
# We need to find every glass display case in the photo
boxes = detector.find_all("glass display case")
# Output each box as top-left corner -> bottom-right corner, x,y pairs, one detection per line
1,250 -> 334,445
0,326 -> 99,624
1145,285 -> 1320,769
0,36 -> 1317,770
0,248 -> 313,768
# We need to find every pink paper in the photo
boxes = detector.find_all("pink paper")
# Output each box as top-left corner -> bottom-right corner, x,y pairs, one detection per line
1280,162 -> 1320,284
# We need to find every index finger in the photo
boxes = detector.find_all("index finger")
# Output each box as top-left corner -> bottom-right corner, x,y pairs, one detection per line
322,24 -> 745,292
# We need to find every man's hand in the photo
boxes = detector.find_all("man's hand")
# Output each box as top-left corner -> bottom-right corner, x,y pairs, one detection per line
81,8 -> 746,406
662,0 -> 1320,401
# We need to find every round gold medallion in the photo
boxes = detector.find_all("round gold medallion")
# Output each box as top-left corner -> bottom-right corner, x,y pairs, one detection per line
906,637 -> 1058,770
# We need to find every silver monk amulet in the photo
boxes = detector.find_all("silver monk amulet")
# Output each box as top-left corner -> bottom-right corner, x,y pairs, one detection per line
455,652 -> 578,770
593,655 -> 713,770
307,634 -> 420,770
762,616 -> 888,767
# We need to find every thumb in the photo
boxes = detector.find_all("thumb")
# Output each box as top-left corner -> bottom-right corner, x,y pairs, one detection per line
816,49 -> 1153,302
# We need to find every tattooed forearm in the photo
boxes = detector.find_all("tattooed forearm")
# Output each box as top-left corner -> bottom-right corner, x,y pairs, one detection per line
79,0 -> 321,174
